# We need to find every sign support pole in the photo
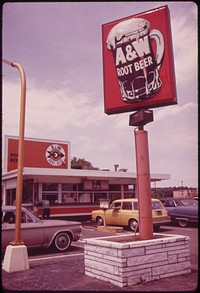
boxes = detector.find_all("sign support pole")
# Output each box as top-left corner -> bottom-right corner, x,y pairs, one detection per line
129,109 -> 154,240
134,125 -> 153,240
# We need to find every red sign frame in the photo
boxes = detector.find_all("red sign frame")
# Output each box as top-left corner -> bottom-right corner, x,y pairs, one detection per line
102,5 -> 177,115
5,136 -> 70,172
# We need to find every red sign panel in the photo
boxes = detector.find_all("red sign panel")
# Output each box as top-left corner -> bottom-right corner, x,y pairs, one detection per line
102,5 -> 177,114
5,136 -> 70,172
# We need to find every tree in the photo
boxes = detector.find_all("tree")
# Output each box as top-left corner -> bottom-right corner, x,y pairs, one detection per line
71,157 -> 93,168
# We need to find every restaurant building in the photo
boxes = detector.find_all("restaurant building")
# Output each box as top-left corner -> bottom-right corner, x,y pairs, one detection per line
2,136 -> 170,217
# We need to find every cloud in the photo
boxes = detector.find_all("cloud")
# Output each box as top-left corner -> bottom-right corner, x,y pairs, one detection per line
154,102 -> 197,123
147,99 -> 198,187
2,77 -> 197,186
2,78 -> 135,172
171,5 -> 197,86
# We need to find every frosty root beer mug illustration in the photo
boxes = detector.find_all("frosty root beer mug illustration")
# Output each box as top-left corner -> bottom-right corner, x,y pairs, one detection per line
106,17 -> 165,102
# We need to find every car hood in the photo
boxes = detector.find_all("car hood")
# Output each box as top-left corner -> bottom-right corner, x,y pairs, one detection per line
41,219 -> 81,227
92,209 -> 104,213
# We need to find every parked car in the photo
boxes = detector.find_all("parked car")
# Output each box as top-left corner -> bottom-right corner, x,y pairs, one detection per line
160,197 -> 198,227
2,206 -> 82,252
92,198 -> 171,231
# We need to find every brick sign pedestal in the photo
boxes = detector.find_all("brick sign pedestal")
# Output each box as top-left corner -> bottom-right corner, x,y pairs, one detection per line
84,233 -> 191,287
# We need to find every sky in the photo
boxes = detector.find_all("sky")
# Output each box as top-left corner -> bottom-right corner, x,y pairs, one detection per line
2,2 -> 198,188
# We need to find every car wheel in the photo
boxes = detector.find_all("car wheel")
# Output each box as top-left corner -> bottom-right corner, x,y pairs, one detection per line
129,219 -> 138,231
177,219 -> 188,227
96,216 -> 104,226
53,232 -> 71,252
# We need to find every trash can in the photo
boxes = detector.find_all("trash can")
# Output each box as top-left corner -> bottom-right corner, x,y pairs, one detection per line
42,200 -> 50,219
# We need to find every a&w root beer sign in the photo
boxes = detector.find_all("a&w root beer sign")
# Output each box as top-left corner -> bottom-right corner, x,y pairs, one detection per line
102,5 -> 177,114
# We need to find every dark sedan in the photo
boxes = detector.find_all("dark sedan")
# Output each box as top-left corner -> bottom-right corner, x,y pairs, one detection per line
2,206 -> 82,252
160,197 -> 198,227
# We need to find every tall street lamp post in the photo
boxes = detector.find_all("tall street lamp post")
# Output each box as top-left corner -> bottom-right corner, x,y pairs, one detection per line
2,59 -> 29,272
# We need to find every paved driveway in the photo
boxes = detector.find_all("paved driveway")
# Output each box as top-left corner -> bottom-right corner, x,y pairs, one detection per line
2,224 -> 198,291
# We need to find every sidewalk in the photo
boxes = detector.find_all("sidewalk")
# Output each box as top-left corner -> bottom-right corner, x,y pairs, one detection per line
2,251 -> 198,292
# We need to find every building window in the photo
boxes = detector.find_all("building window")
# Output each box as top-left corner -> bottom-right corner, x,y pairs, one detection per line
23,179 -> 34,203
93,193 -> 107,203
62,183 -> 76,191
42,193 -> 58,204
42,183 -> 58,191
79,193 -> 92,203
6,189 -> 16,205
42,183 -> 58,204
62,184 -> 77,203
62,193 -> 77,203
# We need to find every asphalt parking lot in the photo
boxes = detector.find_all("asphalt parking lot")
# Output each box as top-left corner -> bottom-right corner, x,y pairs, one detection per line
1,223 -> 198,292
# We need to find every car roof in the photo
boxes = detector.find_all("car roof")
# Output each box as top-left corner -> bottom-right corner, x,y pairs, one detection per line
2,205 -> 15,210
161,197 -> 195,201
113,198 -> 160,202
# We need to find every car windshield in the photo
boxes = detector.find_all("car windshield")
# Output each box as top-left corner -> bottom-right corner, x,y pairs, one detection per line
151,201 -> 163,209
2,209 -> 41,223
178,199 -> 198,206
111,202 -> 121,209
26,210 -> 41,222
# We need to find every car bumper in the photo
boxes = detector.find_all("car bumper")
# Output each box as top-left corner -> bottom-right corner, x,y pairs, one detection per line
153,219 -> 171,226
73,230 -> 82,241
174,217 -> 198,223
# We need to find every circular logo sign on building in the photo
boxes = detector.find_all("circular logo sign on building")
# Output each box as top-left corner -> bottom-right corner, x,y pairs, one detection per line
46,144 -> 66,167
